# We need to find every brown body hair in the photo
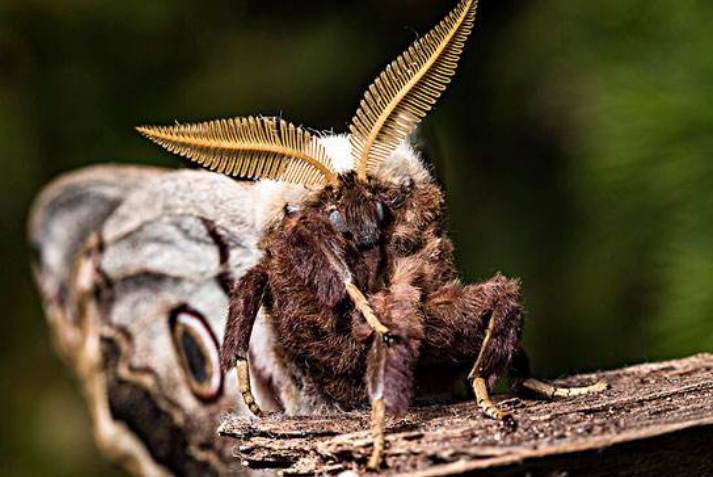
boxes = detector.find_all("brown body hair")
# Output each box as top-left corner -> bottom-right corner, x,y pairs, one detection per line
221,172 -> 524,414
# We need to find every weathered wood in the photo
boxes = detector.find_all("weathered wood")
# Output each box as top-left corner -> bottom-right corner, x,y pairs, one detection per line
218,354 -> 713,476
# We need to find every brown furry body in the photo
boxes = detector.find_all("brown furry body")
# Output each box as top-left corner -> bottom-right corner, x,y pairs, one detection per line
221,172 -> 525,415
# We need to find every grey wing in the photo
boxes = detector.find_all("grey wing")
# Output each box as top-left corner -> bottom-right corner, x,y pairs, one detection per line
29,165 -> 162,336
29,165 -> 285,477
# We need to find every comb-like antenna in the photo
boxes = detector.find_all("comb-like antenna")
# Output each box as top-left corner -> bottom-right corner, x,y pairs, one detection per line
349,0 -> 478,180
137,117 -> 339,187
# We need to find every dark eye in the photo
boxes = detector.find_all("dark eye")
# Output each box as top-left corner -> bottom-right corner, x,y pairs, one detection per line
329,209 -> 348,234
170,307 -> 223,401
375,202 -> 386,222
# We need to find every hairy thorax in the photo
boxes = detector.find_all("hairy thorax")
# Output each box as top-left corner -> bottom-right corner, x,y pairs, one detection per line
256,179 -> 469,413
261,205 -> 390,411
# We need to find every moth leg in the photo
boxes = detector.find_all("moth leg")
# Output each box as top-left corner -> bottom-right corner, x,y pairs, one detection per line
363,329 -> 388,470
521,378 -> 608,398
421,275 -> 523,427
510,348 -> 608,399
236,358 -> 269,417
361,272 -> 425,469
368,397 -> 386,470
472,377 -> 512,423
467,312 -> 515,428
346,282 -> 390,339
221,263 -> 270,417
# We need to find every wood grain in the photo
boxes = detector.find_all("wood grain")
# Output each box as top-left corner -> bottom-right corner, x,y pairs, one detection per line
219,354 -> 713,476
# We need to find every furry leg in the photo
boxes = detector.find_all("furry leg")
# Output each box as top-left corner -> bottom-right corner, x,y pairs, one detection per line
222,264 -> 269,417
468,311 -> 515,428
422,274 -> 523,426
364,292 -> 423,469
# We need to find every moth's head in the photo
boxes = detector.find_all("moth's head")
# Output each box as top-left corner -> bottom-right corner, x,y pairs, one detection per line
321,171 -> 389,249
276,135 -> 425,250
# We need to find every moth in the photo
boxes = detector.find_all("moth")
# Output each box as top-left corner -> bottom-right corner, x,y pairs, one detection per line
30,0 -> 607,475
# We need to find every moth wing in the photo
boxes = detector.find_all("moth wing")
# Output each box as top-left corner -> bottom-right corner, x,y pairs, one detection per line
29,165 -> 298,477
30,165 -> 162,339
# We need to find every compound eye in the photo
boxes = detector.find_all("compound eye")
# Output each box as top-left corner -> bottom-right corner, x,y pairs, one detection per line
329,209 -> 349,234
170,307 -> 223,401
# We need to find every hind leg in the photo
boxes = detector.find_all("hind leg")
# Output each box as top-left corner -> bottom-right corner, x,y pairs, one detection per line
509,347 -> 609,399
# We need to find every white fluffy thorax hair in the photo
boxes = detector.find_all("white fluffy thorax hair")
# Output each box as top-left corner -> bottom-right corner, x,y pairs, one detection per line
252,134 -> 432,230
319,134 -> 431,186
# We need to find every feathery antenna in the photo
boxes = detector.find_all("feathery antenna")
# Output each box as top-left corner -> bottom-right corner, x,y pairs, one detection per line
349,0 -> 478,179
137,117 -> 339,187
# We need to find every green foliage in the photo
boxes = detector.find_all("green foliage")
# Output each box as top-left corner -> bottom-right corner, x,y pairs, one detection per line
504,0 -> 713,361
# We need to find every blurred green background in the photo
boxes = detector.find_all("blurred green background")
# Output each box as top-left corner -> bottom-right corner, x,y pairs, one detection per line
1,0 -> 711,476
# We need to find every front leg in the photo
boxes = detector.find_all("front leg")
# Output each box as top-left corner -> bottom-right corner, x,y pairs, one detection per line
281,212 -> 351,308
220,262 -> 269,417
362,276 -> 425,469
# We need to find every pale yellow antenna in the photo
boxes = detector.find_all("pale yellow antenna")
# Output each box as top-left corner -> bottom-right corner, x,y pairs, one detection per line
137,117 -> 339,187
350,0 -> 478,179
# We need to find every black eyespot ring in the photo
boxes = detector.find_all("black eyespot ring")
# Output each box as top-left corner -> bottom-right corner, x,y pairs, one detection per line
169,306 -> 223,402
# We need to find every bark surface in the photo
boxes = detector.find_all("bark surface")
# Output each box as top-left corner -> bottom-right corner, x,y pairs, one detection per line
219,354 -> 713,476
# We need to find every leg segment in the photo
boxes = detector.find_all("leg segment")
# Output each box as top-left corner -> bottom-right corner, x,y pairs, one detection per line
365,337 -> 388,470
236,358 -> 269,417
467,310 -> 516,427
521,378 -> 608,398
510,348 -> 609,399
472,378 -> 504,420
466,308 -> 515,424
510,347 -> 608,399
368,397 -> 386,470
346,282 -> 390,339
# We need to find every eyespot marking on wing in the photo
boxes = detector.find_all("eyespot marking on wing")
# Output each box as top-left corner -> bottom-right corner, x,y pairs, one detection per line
169,306 -> 223,402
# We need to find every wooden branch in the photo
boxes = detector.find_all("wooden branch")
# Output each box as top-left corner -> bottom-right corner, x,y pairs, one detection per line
218,354 -> 713,476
